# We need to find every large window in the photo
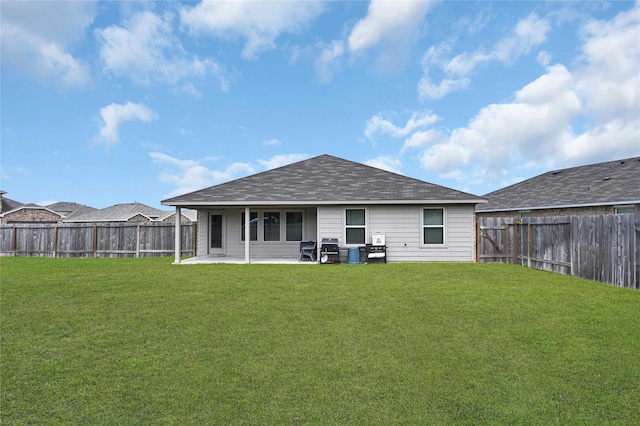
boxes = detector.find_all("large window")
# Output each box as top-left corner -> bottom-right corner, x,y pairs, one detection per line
263,212 -> 281,241
241,211 -> 258,241
241,210 -> 305,242
423,208 -> 444,245
345,208 -> 366,245
286,212 -> 303,241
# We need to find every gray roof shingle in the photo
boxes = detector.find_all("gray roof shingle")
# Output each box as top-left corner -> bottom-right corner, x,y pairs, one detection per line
66,202 -> 168,222
46,202 -> 97,219
478,157 -> 640,211
162,154 -> 485,206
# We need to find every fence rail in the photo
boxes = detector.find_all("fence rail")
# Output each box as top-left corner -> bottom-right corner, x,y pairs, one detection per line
477,214 -> 639,289
0,223 -> 196,258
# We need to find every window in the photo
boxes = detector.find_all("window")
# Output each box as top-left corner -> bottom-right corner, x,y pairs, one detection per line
241,210 -> 305,243
423,208 -> 444,245
241,211 -> 258,241
615,205 -> 635,214
263,212 -> 281,241
345,208 -> 366,245
286,212 -> 303,241
519,211 -> 531,218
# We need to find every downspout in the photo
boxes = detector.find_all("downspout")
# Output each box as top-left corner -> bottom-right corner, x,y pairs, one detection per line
244,207 -> 250,263
175,206 -> 181,264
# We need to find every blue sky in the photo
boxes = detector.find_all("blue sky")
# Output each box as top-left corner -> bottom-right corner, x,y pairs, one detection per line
2,1 -> 639,210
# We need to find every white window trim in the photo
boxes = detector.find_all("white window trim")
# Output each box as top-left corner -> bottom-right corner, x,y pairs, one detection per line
421,206 -> 446,247
343,207 -> 368,246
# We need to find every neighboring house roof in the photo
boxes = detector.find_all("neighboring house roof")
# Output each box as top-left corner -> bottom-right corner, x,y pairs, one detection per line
0,196 -> 24,214
159,209 -> 198,222
0,203 -> 64,219
66,202 -> 169,222
478,157 -> 640,212
162,154 -> 486,206
46,202 -> 97,220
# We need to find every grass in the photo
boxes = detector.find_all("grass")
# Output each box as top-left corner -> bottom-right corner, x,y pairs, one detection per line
1,257 -> 639,425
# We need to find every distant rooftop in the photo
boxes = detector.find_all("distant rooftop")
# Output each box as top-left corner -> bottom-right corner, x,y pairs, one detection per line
478,157 -> 640,212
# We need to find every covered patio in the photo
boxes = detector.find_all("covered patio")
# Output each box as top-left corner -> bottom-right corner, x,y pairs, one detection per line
177,255 -> 320,265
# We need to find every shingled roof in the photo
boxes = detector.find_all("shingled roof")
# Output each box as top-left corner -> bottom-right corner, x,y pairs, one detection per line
46,202 -> 97,220
162,154 -> 485,207
66,202 -> 168,222
478,157 -> 640,212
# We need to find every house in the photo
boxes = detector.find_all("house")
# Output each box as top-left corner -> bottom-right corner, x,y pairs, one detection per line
0,193 -> 98,224
0,191 -> 24,215
0,203 -> 64,224
476,157 -> 640,218
161,154 -> 487,264
64,201 -> 194,224
0,191 -> 25,223
46,202 -> 97,221
66,202 -> 167,223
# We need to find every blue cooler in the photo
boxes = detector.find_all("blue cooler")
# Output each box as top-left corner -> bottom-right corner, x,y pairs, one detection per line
347,247 -> 360,264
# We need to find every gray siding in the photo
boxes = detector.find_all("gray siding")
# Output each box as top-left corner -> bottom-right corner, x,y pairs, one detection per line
197,207 -> 317,258
318,204 -> 476,262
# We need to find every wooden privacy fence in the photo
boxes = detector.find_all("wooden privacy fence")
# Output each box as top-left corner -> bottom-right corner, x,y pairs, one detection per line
0,223 -> 196,258
477,214 -> 640,289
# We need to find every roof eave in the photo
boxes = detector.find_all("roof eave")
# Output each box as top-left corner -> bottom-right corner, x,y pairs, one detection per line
163,199 -> 487,207
477,199 -> 640,213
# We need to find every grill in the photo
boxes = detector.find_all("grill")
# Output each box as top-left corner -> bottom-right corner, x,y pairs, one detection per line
320,238 -> 340,264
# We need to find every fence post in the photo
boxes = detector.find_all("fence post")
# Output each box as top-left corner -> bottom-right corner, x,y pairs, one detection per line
527,223 -> 532,268
175,207 -> 182,264
136,224 -> 140,258
53,226 -> 58,258
475,221 -> 480,262
514,221 -> 521,265
193,222 -> 198,257
12,225 -> 17,256
93,226 -> 98,257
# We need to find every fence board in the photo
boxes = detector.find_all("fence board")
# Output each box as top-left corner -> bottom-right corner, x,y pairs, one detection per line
0,223 -> 195,258
478,214 -> 639,289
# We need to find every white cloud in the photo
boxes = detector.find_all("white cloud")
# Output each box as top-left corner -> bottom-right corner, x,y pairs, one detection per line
420,64 -> 582,179
96,11 -> 227,91
314,40 -> 345,84
97,102 -> 157,147
257,154 -> 310,170
263,138 -> 282,147
575,3 -> 640,123
180,1 -> 325,60
417,76 -> 470,100
364,156 -> 403,174
150,152 -> 255,197
348,1 -> 432,52
1,1 -> 94,88
420,13 -> 551,99
419,2 -> 640,183
401,129 -> 441,154
348,0 -> 433,73
365,110 -> 439,140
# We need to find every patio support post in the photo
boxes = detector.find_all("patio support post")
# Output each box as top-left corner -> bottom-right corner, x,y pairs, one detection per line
244,207 -> 250,263
175,206 -> 181,264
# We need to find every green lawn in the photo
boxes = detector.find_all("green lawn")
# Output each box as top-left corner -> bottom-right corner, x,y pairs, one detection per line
2,257 -> 639,425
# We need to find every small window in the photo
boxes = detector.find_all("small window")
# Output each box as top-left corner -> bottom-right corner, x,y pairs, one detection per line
241,212 -> 258,241
615,205 -> 635,214
345,208 -> 366,245
263,212 -> 281,241
286,212 -> 303,241
519,211 -> 531,218
423,208 -> 444,245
